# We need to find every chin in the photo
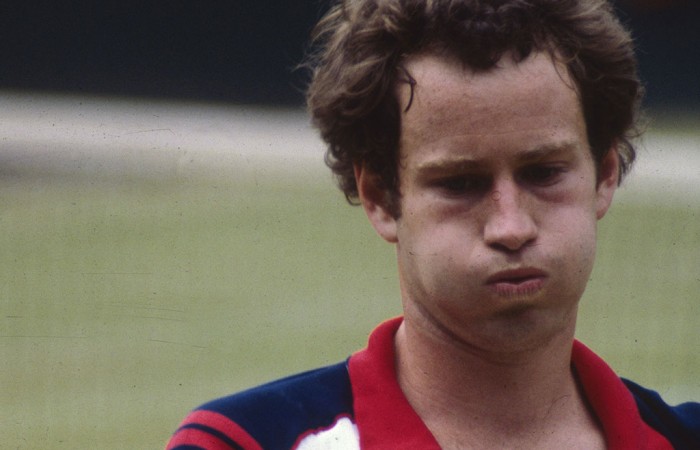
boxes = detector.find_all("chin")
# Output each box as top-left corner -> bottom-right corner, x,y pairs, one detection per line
478,306 -> 574,351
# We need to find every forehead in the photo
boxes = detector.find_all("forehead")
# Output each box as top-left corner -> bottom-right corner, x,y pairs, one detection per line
400,51 -> 578,124
396,51 -> 587,165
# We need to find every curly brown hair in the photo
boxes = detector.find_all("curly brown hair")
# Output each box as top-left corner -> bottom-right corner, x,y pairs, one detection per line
306,0 -> 643,213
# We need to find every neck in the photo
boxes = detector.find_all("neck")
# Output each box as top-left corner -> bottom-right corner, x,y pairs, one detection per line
394,315 -> 601,448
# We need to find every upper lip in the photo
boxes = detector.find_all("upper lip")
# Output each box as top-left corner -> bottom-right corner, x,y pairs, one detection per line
486,267 -> 547,284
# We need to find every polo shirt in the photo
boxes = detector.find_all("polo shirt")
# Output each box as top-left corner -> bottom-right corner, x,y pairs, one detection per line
167,317 -> 699,449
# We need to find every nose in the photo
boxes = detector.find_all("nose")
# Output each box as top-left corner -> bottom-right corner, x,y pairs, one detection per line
483,182 -> 537,252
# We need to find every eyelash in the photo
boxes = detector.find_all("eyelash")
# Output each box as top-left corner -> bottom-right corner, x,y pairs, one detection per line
519,165 -> 566,186
436,176 -> 489,194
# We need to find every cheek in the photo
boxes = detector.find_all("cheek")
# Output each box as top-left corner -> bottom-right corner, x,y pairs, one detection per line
545,208 -> 599,289
398,213 -> 473,262
397,220 -> 481,294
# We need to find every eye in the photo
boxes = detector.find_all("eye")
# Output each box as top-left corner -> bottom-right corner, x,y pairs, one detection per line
519,165 -> 566,186
435,175 -> 490,195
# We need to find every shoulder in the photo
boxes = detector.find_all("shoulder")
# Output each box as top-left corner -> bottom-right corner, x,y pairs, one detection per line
167,361 -> 354,450
623,378 -> 700,449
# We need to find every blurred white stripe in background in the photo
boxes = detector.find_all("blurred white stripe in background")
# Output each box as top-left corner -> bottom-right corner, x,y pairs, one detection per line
0,91 -> 326,181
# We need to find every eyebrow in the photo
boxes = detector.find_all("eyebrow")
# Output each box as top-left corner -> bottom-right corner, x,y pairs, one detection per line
413,142 -> 580,176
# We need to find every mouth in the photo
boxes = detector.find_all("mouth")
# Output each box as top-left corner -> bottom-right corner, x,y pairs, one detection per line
486,268 -> 547,297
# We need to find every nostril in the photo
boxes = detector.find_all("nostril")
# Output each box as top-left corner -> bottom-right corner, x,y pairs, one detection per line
489,239 -> 534,254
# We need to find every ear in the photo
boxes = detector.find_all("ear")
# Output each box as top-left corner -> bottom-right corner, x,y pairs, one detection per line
595,147 -> 620,220
354,163 -> 398,243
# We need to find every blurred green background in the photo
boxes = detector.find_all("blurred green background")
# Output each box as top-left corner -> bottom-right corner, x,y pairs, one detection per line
1,2 -> 698,448
1,105 -> 698,449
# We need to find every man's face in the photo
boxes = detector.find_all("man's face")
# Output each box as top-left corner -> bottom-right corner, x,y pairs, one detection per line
359,51 -> 618,353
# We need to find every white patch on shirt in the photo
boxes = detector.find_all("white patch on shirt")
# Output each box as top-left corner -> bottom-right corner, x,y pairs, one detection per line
294,416 -> 360,450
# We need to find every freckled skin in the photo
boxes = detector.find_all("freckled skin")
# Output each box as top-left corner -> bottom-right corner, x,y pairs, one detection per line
362,51 -> 618,356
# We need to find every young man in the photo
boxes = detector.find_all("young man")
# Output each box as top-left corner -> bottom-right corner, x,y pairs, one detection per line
167,1 -> 699,448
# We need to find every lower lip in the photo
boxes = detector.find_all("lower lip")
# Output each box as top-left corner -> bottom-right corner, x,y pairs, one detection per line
489,277 -> 545,297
